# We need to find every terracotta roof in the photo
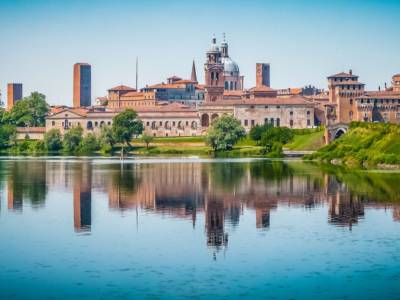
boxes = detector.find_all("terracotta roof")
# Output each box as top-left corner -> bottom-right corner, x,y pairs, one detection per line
328,72 -> 358,78
249,85 -> 276,92
17,127 -> 46,133
200,96 -> 314,107
146,83 -> 187,89
174,79 -> 197,84
108,85 -> 136,91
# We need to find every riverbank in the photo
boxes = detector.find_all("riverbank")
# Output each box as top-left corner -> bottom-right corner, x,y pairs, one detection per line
306,122 -> 400,169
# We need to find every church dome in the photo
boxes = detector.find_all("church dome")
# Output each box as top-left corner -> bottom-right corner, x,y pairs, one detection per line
222,56 -> 239,75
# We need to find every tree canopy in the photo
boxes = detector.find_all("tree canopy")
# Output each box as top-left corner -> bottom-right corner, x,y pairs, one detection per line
4,92 -> 48,127
112,109 -> 143,146
206,115 -> 246,151
62,126 -> 83,153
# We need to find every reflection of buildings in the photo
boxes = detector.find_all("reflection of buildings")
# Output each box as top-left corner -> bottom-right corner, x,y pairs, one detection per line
4,160 -> 400,249
7,161 -> 47,211
73,163 -> 92,232
205,194 -> 228,250
326,176 -> 364,228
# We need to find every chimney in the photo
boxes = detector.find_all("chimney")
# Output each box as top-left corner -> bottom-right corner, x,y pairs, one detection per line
385,82 -> 387,90
349,69 -> 353,75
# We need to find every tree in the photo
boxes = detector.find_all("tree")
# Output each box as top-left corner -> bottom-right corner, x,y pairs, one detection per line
63,126 -> 83,153
206,115 -> 246,151
249,124 -> 272,145
0,125 -> 17,149
112,109 -> 143,147
260,127 -> 294,157
5,92 -> 48,127
99,125 -> 116,152
79,133 -> 99,154
44,129 -> 63,152
141,134 -> 154,149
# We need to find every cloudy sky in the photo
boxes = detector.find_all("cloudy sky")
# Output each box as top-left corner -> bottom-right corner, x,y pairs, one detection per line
1,0 -> 399,105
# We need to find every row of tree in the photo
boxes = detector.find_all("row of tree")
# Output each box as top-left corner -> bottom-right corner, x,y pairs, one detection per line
205,115 -> 295,157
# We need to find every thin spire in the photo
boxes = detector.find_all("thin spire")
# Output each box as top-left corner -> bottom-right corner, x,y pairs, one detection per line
191,60 -> 198,83
135,57 -> 138,90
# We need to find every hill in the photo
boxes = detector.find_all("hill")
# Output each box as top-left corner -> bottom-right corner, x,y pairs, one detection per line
306,122 -> 400,168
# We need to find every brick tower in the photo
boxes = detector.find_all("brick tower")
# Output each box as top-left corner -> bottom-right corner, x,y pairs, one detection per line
204,37 -> 224,102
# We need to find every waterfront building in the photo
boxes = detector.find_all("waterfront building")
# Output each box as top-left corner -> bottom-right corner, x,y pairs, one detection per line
73,63 -> 91,107
325,71 -> 400,125
7,83 -> 23,110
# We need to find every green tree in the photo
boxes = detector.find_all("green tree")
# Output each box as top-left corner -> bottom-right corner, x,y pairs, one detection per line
112,109 -> 143,147
63,126 -> 83,153
99,125 -> 116,152
260,127 -> 294,157
44,129 -> 63,152
141,133 -> 154,149
249,123 -> 272,145
5,92 -> 48,127
206,115 -> 246,151
79,133 -> 99,154
0,124 -> 17,149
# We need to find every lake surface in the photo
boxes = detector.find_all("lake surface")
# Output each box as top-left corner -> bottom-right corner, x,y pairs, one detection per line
0,158 -> 399,299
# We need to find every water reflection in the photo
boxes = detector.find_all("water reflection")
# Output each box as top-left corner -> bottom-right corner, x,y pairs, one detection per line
1,159 -> 400,251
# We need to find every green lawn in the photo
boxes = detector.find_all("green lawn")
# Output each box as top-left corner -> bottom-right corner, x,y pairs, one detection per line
285,130 -> 325,151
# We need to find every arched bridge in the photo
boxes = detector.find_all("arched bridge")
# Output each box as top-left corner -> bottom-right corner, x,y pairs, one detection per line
325,123 -> 349,144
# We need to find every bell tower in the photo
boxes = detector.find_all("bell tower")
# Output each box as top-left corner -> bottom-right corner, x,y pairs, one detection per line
204,36 -> 224,102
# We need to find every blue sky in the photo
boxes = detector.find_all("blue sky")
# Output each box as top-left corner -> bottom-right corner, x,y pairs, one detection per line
1,0 -> 399,105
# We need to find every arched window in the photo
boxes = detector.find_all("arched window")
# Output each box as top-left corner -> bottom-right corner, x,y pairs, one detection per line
51,121 -> 55,126
211,113 -> 219,122
165,121 -> 170,129
234,82 -> 237,90
191,121 -> 197,129
230,82 -> 233,90
151,121 -> 156,129
225,81 -> 229,89
87,121 -> 93,130
100,121 -> 105,127
201,114 -> 209,127
178,121 -> 183,129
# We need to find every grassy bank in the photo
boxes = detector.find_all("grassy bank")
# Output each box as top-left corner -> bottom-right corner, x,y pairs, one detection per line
306,122 -> 400,168
285,130 -> 324,151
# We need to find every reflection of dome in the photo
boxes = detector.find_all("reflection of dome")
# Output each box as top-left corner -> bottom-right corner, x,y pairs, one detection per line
222,56 -> 239,75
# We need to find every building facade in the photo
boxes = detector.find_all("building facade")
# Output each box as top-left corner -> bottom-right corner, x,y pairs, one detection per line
73,63 -> 91,107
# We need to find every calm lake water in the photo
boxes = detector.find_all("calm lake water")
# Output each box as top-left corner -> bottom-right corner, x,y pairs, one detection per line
0,158 -> 399,299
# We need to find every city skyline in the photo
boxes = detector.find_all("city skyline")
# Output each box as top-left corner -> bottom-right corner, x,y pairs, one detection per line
1,0 -> 400,106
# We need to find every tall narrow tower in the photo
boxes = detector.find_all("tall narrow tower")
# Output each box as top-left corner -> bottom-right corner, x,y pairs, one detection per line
191,60 -> 198,83
204,36 -> 224,102
256,63 -> 270,87
7,83 -> 23,110
73,63 -> 91,107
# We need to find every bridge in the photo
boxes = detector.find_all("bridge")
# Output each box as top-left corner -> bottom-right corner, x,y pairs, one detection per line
324,123 -> 349,144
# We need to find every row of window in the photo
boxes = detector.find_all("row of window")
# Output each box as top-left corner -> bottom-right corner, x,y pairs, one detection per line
243,117 -> 312,128
359,98 -> 400,104
145,120 -> 198,130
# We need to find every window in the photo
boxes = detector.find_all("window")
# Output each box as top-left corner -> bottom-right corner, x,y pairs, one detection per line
95,121 -> 98,127
244,120 -> 248,126
290,120 -> 294,127
250,105 -> 255,109
307,111 -> 310,115
307,119 -> 311,126
146,121 -> 150,126
277,106 -> 280,109
264,118 -> 268,124
270,118 -> 274,126
265,106 -> 268,109
290,111 -> 293,116
159,121 -> 162,126
52,121 -> 55,126
251,120 -> 255,127
350,99 -> 353,105
276,118 -> 280,127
